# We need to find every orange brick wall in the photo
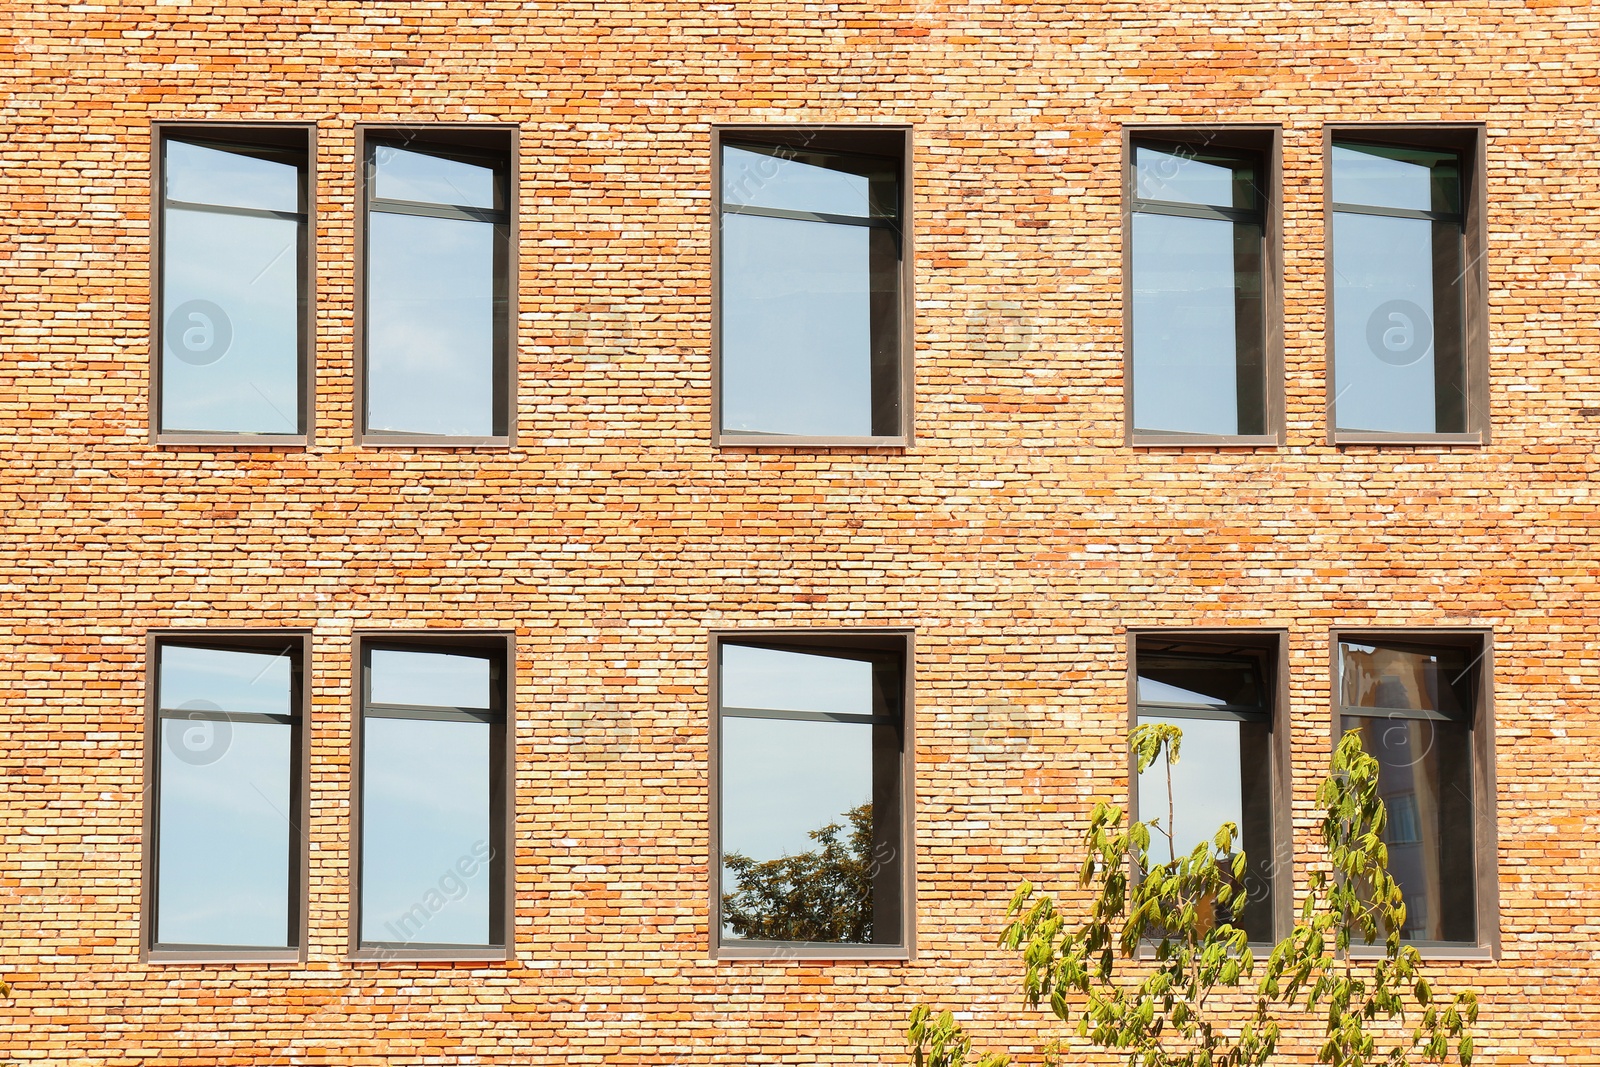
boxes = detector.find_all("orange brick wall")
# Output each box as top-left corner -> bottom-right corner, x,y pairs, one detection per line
2,1 -> 1598,1063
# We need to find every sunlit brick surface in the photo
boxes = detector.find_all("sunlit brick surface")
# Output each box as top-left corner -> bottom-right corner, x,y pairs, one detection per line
2,2 -> 1598,1062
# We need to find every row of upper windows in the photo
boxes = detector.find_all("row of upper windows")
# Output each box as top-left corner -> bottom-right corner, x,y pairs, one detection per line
153,121 -> 1489,449
145,626 -> 1497,965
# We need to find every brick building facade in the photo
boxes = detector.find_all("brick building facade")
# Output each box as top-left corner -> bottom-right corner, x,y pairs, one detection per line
3,1 -> 1598,1063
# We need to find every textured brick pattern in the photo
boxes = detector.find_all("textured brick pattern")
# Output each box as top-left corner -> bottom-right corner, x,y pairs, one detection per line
3,1 -> 1599,1063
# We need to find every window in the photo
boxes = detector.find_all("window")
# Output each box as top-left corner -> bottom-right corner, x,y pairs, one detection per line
353,634 -> 512,958
1125,127 -> 1281,445
359,127 -> 514,444
1327,126 -> 1488,442
153,124 -> 311,442
1335,632 -> 1496,952
711,631 -> 913,958
1129,631 -> 1288,943
145,633 -> 308,961
713,126 -> 912,445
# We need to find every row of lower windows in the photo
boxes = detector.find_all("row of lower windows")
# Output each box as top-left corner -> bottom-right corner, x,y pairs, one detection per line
154,120 -> 1488,448
146,626 -> 1496,962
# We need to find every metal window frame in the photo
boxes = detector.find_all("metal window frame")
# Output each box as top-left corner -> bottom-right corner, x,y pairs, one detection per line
1122,125 -> 1285,448
1126,628 -> 1293,944
1323,123 -> 1491,447
141,629 -> 312,964
349,630 -> 516,963
1328,628 -> 1500,960
354,124 -> 519,449
710,124 -> 915,449
149,122 -> 316,447
707,628 -> 916,961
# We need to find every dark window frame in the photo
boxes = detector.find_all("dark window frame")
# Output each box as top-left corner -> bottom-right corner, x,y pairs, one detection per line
141,629 -> 312,964
1329,628 -> 1499,960
149,121 -> 316,447
710,124 -> 915,449
707,628 -> 916,961
1122,125 -> 1285,448
354,124 -> 518,449
1324,124 -> 1490,447
349,630 -> 516,962
1126,629 -> 1293,945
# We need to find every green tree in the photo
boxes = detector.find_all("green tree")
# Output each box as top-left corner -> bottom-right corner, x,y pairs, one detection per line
722,802 -> 876,943
908,727 -> 1478,1067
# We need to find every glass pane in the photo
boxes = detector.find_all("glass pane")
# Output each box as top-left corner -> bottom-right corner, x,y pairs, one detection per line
159,644 -> 292,717
1131,211 -> 1261,435
722,212 -> 894,437
161,207 -> 300,434
369,648 -> 493,710
165,139 -> 299,213
720,714 -> 876,943
1332,211 -> 1463,433
722,145 -> 878,218
156,719 -> 291,946
373,145 -> 495,208
1340,641 -> 1472,718
1341,716 -> 1477,943
1135,713 -> 1273,941
1134,146 -> 1256,209
361,717 -> 491,945
366,211 -> 497,436
1137,654 -> 1263,711
720,644 -> 874,716
1332,143 -> 1460,214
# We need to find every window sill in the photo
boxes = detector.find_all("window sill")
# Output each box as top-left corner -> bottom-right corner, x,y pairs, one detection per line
714,940 -> 911,962
1346,942 -> 1497,962
154,433 -> 309,448
350,944 -> 512,963
356,434 -> 513,449
145,946 -> 303,964
1331,431 -> 1485,447
1130,432 -> 1282,449
715,434 -> 910,449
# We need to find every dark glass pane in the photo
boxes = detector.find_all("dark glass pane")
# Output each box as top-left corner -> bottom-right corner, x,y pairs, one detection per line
361,716 -> 491,945
1134,146 -> 1257,210
1135,713 -> 1273,942
1131,211 -> 1264,435
373,145 -> 495,209
366,211 -> 497,436
1331,211 -> 1464,433
1341,715 -> 1477,943
720,643 -> 875,716
722,144 -> 884,218
721,212 -> 898,437
165,139 -> 299,213
1340,641 -> 1472,718
159,645 -> 293,716
369,648 -> 492,710
161,206 -> 301,434
1332,143 -> 1460,215
156,718 -> 291,947
720,714 -> 877,944
1137,653 -> 1263,711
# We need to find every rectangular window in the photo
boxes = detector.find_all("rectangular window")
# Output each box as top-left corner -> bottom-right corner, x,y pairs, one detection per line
1327,126 -> 1488,443
358,127 -> 514,444
713,127 -> 912,445
711,631 -> 913,958
153,124 -> 311,441
1129,630 -> 1288,943
145,633 -> 308,961
1125,127 -> 1281,445
353,634 -> 512,958
1335,632 -> 1496,951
